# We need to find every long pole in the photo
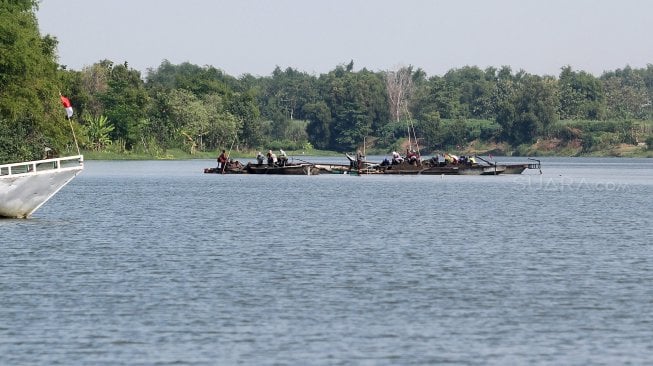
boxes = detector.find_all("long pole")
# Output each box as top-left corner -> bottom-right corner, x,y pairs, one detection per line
221,135 -> 237,174
68,118 -> 80,155
402,103 -> 420,154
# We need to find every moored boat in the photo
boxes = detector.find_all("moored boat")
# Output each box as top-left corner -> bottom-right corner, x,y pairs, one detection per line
502,158 -> 542,174
0,155 -> 84,218
316,153 -> 382,175
376,160 -> 424,175
356,153 -> 508,175
419,163 -> 506,175
204,160 -> 247,174
314,163 -> 357,175
244,162 -> 320,175
474,156 -> 542,174
204,161 -> 319,175
500,164 -> 528,174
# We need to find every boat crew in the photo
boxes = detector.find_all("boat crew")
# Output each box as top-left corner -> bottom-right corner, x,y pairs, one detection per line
256,152 -> 265,166
391,151 -> 403,165
406,149 -> 419,165
217,150 -> 228,170
266,150 -> 278,166
279,149 -> 288,166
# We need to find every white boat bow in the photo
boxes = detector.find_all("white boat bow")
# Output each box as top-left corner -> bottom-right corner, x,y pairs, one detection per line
0,155 -> 84,218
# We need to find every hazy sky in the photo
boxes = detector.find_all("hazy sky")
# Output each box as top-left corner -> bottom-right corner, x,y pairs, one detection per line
37,0 -> 653,78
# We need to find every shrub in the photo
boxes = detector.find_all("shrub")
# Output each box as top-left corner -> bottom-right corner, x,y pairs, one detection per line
581,133 -> 602,152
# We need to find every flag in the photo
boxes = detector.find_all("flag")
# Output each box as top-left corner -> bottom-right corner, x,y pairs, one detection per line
60,95 -> 73,119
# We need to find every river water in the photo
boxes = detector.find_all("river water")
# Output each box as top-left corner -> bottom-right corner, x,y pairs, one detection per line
1,157 -> 652,365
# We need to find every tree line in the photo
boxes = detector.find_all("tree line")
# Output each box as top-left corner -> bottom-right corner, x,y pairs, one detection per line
2,1 -> 652,163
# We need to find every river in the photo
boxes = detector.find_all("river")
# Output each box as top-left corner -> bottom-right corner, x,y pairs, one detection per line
1,157 -> 652,365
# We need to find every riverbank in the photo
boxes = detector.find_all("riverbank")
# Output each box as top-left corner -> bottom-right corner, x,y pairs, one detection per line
80,148 -> 345,160
76,142 -> 651,160
459,140 -> 653,158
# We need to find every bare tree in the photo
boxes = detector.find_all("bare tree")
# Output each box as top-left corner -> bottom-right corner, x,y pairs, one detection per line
385,66 -> 419,151
385,66 -> 414,122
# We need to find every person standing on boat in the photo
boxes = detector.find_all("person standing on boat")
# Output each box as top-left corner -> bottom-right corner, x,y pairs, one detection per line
256,152 -> 265,166
278,149 -> 288,166
267,150 -> 274,166
355,149 -> 365,170
217,150 -> 228,171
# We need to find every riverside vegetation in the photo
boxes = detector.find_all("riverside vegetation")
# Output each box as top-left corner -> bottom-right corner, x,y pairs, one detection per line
2,1 -> 653,163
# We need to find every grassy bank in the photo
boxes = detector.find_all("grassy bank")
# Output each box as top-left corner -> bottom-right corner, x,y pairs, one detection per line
76,143 -> 652,160
79,148 -> 344,160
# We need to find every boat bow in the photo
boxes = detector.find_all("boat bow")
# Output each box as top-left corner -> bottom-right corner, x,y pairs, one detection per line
0,155 -> 84,218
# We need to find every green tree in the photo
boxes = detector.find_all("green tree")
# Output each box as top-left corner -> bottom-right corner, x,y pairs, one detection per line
256,67 -> 318,143
146,61 -> 260,150
317,65 -> 389,151
261,66 -> 318,121
99,61 -> 150,149
304,101 -> 332,150
228,92 -> 263,149
0,0 -> 69,161
146,60 -> 237,96
78,61 -> 112,116
285,119 -> 309,145
202,93 -> 241,150
442,66 -> 495,119
414,111 -> 442,150
495,74 -> 559,144
601,66 -> 649,120
162,89 -> 209,153
412,76 -> 460,120
558,66 -> 605,120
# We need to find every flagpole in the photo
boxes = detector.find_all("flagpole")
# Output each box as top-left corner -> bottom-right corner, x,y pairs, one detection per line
68,117 -> 81,156
60,92 -> 80,156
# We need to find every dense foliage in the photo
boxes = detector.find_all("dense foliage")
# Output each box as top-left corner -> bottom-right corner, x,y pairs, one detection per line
2,3 -> 652,162
54,62 -> 653,157
0,0 -> 67,162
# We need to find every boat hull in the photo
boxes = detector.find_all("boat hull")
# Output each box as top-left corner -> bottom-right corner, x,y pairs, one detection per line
0,156 -> 84,218
314,163 -> 355,174
245,163 -> 319,175
203,166 -> 246,174
500,164 -> 528,174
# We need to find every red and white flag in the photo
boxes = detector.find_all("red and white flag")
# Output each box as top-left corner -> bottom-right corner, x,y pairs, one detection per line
60,95 -> 73,119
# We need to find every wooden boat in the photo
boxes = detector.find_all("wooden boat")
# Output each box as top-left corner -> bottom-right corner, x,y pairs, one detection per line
369,152 -> 507,175
244,162 -> 320,175
204,162 -> 246,174
0,155 -> 84,218
377,161 -> 424,175
315,153 -> 382,175
205,161 -> 319,175
317,154 -> 507,176
501,158 -> 542,174
474,156 -> 542,174
419,163 -> 506,175
314,163 -> 357,175
499,164 -> 528,174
